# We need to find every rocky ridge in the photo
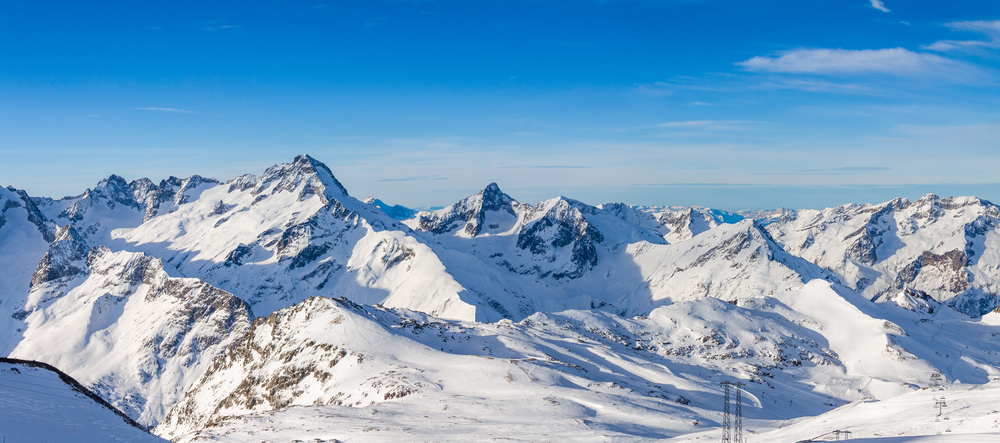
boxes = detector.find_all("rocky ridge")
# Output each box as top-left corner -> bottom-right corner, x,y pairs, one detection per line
11,233 -> 253,427
765,194 -> 1000,316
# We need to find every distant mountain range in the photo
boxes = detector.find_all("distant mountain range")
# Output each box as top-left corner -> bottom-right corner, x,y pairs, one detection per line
3,154 -> 1000,441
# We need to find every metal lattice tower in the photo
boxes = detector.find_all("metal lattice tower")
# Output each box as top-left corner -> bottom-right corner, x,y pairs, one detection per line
721,381 -> 746,443
722,382 -> 731,443
735,382 -> 743,441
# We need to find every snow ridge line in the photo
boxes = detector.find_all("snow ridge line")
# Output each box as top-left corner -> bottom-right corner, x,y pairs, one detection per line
0,357 -> 152,432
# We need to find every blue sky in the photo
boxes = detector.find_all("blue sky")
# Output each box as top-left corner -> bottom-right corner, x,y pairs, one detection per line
1,0 -> 999,210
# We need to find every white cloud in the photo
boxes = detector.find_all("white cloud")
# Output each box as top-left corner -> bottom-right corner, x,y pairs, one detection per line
131,107 -> 197,114
737,48 -> 980,81
925,20 -> 1000,53
870,0 -> 889,13
657,120 -> 717,127
949,20 -> 1000,36
656,120 -> 753,131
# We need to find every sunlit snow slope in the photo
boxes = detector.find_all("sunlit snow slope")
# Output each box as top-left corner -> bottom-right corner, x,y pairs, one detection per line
0,358 -> 166,442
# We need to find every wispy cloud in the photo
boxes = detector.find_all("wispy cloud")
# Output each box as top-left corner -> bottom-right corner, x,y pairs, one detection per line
754,78 -> 875,94
501,165 -> 590,169
656,120 -> 754,131
131,107 -> 197,114
378,176 -> 447,182
870,0 -> 890,13
658,120 -> 715,127
754,166 -> 891,175
203,19 -> 239,31
737,48 -> 981,81
924,20 -> 1000,53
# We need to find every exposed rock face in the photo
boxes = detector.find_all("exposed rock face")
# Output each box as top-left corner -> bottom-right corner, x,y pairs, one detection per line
414,182 -> 518,236
56,175 -> 145,221
767,194 -> 1000,315
255,153 -> 349,199
5,186 -> 56,242
515,197 -> 604,279
156,297 -> 426,439
899,250 -> 970,294
30,225 -> 88,288
11,247 -> 253,428
410,186 -> 613,281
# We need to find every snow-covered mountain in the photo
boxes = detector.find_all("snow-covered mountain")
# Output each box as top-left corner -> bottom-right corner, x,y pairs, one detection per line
765,195 -> 1000,316
0,357 -> 167,442
601,203 -> 744,244
104,155 -> 483,321
156,280 -> 1000,442
10,228 -> 253,427
402,183 -> 825,320
5,155 -> 1000,442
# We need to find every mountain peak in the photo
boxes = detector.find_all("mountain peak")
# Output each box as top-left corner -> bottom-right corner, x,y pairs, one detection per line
481,182 -> 502,196
477,182 -> 514,213
256,155 -> 350,202
412,183 -> 516,235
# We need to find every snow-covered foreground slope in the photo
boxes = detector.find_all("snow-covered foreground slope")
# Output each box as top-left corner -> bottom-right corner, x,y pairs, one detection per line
739,380 -> 1000,442
0,358 -> 166,443
9,229 -> 253,428
156,279 -> 1000,442
767,195 -> 1000,316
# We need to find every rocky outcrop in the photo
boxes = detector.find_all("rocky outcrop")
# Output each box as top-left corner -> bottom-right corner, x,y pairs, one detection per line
515,198 -> 604,279
12,248 -> 253,428
30,225 -> 88,288
5,186 -> 56,242
413,182 -> 518,236
768,194 -> 1000,316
